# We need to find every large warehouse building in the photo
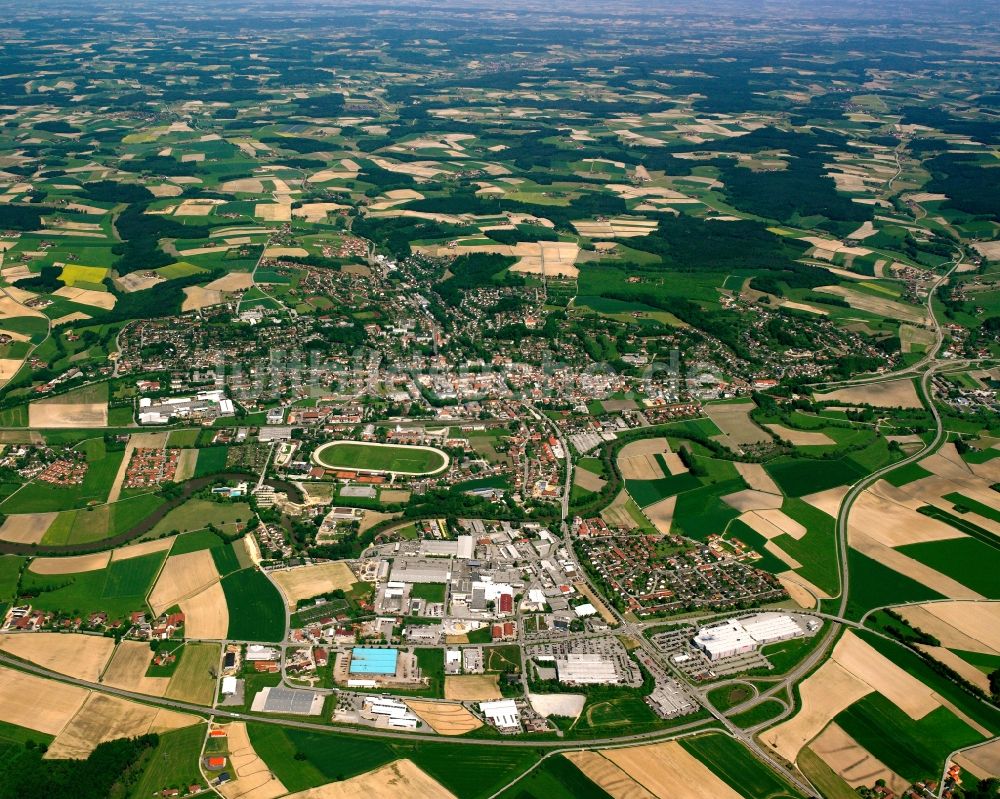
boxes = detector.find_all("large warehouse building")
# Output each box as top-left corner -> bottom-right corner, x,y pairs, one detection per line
349,647 -> 400,675
554,653 -> 620,685
693,614 -> 805,661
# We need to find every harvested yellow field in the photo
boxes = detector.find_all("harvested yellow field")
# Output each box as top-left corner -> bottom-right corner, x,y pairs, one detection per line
29,551 -> 110,574
181,285 -> 223,312
0,632 -> 115,681
295,202 -> 350,222
174,199 -> 223,216
174,448 -> 197,481
255,202 -> 292,221
205,271 -> 255,292
220,178 -> 265,193
919,602 -> 1000,653
0,665 -> 89,735
764,424 -> 835,446
219,722 -> 288,799
110,536 -> 174,562
270,561 -> 356,610
444,674 -> 501,701
574,467 -> 606,493
734,462 -> 781,494
47,692 -> 197,759
811,722 -> 909,796
563,750 -> 656,799
955,738 -> 1000,781
738,510 -> 792,539
848,489 -> 964,547
814,285 -> 928,324
378,489 -> 411,504
917,645 -> 991,692
918,444 -> 975,480
832,631 -> 938,719
148,183 -> 183,197
778,573 -> 827,608
813,379 -> 922,409
724,490 -> 784,513
51,285 -> 117,310
644,495 -> 676,534
28,397 -> 107,428
283,760 -> 456,799
704,401 -> 771,448
263,246 -> 309,258
0,512 -> 57,544
178,580 -> 230,639
405,700 -> 483,735
600,740 -> 744,799
617,437 -> 669,480
165,642 -> 220,705
101,640 -> 169,697
601,488 -> 639,531
509,241 -> 580,279
765,660 -> 873,761
148,550 -> 220,614
801,485 -> 848,518
766,541 -> 802,569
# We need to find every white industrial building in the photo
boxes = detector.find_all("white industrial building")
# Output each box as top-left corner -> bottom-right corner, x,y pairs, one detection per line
246,645 -> 280,662
221,676 -> 238,695
480,699 -> 521,731
365,697 -> 420,728
694,614 -> 805,661
741,613 -> 803,644
554,653 -> 620,685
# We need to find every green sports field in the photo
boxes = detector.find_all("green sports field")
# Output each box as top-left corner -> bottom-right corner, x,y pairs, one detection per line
313,441 -> 448,474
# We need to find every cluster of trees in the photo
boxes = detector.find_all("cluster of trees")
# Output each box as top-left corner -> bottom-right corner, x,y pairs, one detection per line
0,734 -> 158,799
435,253 -> 521,307
112,202 -> 210,275
925,152 -> 1000,220
0,204 -> 44,231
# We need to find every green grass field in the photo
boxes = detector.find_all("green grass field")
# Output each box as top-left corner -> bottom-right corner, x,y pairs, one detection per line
897,537 -> 1000,597
625,472 -> 701,508
728,699 -> 785,728
164,642 -> 219,705
765,456 -> 866,498
854,631 -> 1000,733
943,492 -> 1000,524
834,693 -> 983,783
130,725 -> 205,798
771,499 -> 840,596
796,747 -> 858,799
221,568 -> 285,642
41,494 -> 164,546
21,550 -> 165,618
497,755 -> 612,799
249,724 -> 541,799
679,733 -> 805,799
0,556 -> 25,601
410,582 -> 446,603
708,683 -> 754,711
0,719 -> 54,756
314,441 -> 447,475
152,498 -> 251,537
844,550 -> 943,620
193,446 -> 229,477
